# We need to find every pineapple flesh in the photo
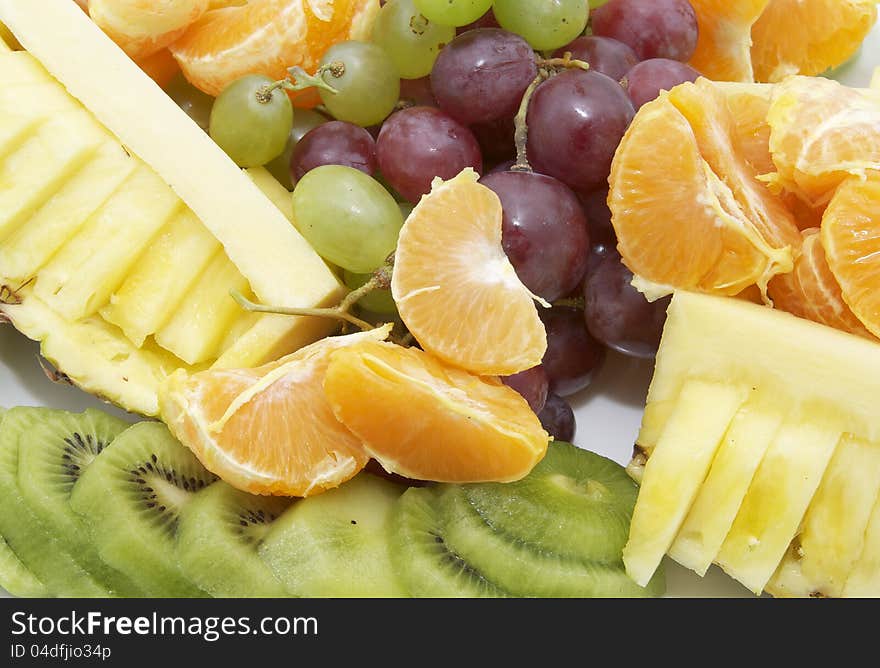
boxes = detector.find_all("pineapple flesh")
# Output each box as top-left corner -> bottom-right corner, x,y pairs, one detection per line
0,11 -> 345,417
626,291 -> 880,597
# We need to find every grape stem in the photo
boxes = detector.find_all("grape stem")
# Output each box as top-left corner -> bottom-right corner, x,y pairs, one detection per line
282,65 -> 341,95
553,296 -> 586,310
511,54 -> 591,174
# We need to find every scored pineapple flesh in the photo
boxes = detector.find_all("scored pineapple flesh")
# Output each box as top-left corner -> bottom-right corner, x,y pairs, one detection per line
622,379 -> 747,588
100,208 -> 220,347
768,435 -> 880,598
627,292 -> 880,597
669,400 -> 783,576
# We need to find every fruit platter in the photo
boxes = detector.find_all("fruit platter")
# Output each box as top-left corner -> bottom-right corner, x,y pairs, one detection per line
1,0 -> 880,599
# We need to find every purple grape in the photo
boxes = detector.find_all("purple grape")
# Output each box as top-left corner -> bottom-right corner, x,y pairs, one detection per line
431,29 -> 538,126
481,170 -> 589,302
554,35 -> 639,81
399,76 -> 437,108
592,0 -> 699,63
622,58 -> 701,109
502,365 -> 549,413
541,307 -> 605,397
470,115 -> 516,164
585,242 -> 612,278
526,69 -> 634,193
376,106 -> 483,203
584,252 -> 671,358
538,393 -> 576,442
486,159 -> 515,175
289,121 -> 377,183
578,187 -> 616,248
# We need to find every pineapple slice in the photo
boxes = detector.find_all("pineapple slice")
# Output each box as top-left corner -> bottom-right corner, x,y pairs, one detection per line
768,435 -> 880,598
0,113 -> 38,160
623,380 -> 747,587
669,400 -> 782,576
34,166 -> 181,320
626,291 -> 880,596
843,496 -> 880,597
100,208 -> 220,347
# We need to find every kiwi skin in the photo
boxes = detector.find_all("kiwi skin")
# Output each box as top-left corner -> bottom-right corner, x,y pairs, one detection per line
16,408 -> 144,596
176,481 -> 291,598
71,421 -> 215,598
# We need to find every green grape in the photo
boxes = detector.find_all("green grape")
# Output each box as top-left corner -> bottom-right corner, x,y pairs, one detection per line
413,0 -> 492,27
291,165 -> 404,273
318,41 -> 400,127
209,74 -> 293,168
166,73 -> 214,131
589,0 -> 610,7
265,108 -> 329,189
493,0 -> 588,51
372,0 -> 455,80
343,270 -> 398,315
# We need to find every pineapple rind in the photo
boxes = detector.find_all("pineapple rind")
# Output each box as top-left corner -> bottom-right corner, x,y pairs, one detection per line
715,415 -> 841,595
843,495 -> 880,597
623,379 -> 747,587
768,435 -> 880,598
669,399 -> 782,576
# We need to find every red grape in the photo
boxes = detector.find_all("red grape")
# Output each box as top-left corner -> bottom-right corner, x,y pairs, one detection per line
399,76 -> 438,108
592,0 -> 699,63
526,69 -> 634,193
376,106 -> 482,203
470,115 -> 516,164
481,170 -> 589,302
584,252 -> 671,358
554,35 -> 639,82
577,187 -> 616,248
430,28 -> 538,125
289,121 -> 377,183
622,58 -> 700,109
538,393 -> 576,442
502,364 -> 549,413
541,306 -> 605,397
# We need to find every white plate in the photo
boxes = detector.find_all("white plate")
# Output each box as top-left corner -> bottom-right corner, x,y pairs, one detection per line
2,20 -> 879,599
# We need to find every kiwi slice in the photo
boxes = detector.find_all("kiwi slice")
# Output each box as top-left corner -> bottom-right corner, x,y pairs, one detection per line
389,487 -> 506,598
260,474 -> 406,597
439,485 -> 664,597
177,481 -> 292,597
16,408 -> 144,596
0,407 -> 107,596
461,442 -> 639,564
70,421 -> 216,597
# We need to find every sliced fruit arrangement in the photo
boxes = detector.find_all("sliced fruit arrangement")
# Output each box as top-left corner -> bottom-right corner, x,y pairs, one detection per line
0,0 -> 344,416
625,291 -> 880,597
0,406 -> 663,598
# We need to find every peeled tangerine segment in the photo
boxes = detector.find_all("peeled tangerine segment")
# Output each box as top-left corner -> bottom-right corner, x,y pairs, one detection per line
687,0 -> 770,82
159,328 -> 390,498
391,168 -> 547,377
669,401 -> 783,576
324,340 -> 550,484
623,380 -> 746,588
768,434 -> 880,598
767,76 -> 880,205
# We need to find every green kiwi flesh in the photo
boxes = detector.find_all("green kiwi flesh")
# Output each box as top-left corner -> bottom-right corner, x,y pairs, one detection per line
0,407 -> 107,596
16,408 -> 143,596
389,487 -> 506,598
260,474 -> 405,597
177,481 -> 291,597
461,442 -> 639,564
70,421 -> 216,597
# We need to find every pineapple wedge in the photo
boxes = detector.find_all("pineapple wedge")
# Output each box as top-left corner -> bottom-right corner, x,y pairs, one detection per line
626,291 -> 880,596
0,2 -> 346,416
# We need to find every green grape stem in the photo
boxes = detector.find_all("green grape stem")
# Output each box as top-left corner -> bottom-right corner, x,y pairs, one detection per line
284,65 -> 340,95
512,54 -> 591,174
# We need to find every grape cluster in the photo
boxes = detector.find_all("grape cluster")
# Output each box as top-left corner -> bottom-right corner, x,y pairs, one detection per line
171,0 -> 701,441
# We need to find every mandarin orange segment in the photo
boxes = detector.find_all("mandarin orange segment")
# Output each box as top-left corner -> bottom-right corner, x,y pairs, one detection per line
323,340 -> 550,483
136,48 -> 180,89
609,86 -> 795,300
169,0 -> 379,97
688,0 -> 770,82
751,0 -> 878,82
821,172 -> 880,340
391,169 -> 547,377
713,81 -> 775,174
766,76 -> 880,205
159,326 -> 392,497
89,0 -> 210,60
769,228 -> 874,338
